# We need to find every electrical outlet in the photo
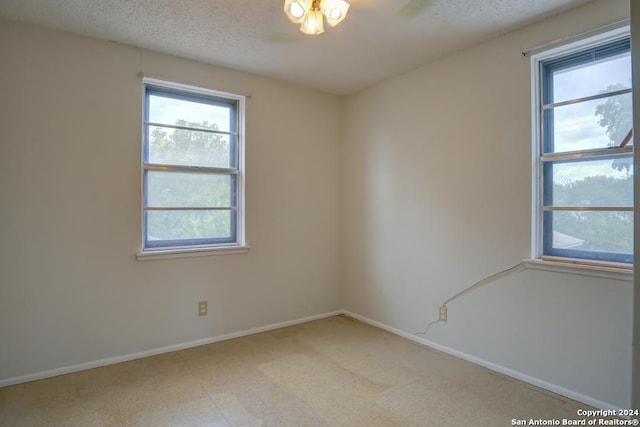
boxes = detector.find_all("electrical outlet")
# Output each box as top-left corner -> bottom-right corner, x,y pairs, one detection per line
439,305 -> 447,322
198,301 -> 208,316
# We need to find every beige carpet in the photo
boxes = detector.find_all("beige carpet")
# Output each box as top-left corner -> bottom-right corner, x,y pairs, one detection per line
0,315 -> 592,426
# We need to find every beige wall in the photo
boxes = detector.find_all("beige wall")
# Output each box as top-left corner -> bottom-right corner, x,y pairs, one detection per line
0,19 -> 344,381
0,0 -> 635,412
344,0 -> 632,409
631,0 -> 640,411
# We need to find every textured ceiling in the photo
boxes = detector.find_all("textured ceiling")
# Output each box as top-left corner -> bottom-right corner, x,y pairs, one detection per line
0,0 -> 594,95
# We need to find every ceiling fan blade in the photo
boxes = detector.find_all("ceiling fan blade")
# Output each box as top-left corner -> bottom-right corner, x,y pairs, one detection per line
398,0 -> 437,20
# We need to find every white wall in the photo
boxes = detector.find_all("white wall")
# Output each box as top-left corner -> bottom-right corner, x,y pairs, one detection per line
0,18 -> 344,381
344,0 -> 633,409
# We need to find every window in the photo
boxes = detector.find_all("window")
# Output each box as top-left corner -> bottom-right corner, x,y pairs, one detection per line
141,78 -> 245,254
532,28 -> 633,265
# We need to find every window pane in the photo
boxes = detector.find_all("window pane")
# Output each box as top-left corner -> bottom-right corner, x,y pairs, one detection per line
147,126 -> 235,168
549,210 -> 632,256
148,94 -> 233,132
545,92 -> 632,153
146,210 -> 233,241
546,156 -> 633,207
146,171 -> 233,208
551,53 -> 631,104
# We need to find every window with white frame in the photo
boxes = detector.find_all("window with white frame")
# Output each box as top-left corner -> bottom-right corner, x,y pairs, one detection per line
531,28 -> 633,265
141,78 -> 245,252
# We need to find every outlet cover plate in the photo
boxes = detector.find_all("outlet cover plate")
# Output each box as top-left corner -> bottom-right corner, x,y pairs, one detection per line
439,305 -> 447,322
198,301 -> 208,316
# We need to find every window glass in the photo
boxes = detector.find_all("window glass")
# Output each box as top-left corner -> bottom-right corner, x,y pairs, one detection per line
551,53 -> 631,104
545,156 -> 633,207
535,33 -> 633,265
146,210 -> 233,243
146,171 -> 233,208
142,80 -> 244,251
544,92 -> 632,153
547,211 -> 632,259
147,126 -> 235,168
148,93 -> 233,132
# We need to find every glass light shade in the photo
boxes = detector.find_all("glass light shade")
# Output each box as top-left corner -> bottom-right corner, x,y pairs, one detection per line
284,0 -> 311,24
300,10 -> 324,35
322,0 -> 349,27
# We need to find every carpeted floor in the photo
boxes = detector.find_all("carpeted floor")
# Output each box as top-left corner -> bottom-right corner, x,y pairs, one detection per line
0,315 -> 592,426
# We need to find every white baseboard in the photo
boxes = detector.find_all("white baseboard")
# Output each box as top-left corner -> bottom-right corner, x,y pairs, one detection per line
342,310 -> 621,413
0,310 -> 343,388
0,308 -> 623,414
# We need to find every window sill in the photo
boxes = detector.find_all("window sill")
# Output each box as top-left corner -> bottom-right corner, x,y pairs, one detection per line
136,245 -> 250,261
522,258 -> 632,282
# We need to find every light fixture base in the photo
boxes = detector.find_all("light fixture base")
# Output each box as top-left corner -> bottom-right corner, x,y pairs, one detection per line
284,0 -> 350,35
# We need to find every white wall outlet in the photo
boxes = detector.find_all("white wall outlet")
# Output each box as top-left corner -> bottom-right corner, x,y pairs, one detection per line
439,305 -> 447,322
198,301 -> 208,316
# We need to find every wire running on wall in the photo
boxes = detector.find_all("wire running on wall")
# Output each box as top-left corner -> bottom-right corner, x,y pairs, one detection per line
416,262 -> 527,336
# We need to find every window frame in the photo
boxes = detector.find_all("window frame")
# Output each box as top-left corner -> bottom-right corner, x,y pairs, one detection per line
530,26 -> 633,267
138,77 -> 247,259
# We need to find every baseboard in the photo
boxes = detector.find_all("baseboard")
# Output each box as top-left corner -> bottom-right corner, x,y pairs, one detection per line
1,308 -> 623,413
342,310 -> 621,413
0,310 -> 343,388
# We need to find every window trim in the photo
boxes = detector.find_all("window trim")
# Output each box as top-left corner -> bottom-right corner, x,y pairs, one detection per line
530,25 -> 632,267
137,77 -> 247,260
522,258 -> 632,282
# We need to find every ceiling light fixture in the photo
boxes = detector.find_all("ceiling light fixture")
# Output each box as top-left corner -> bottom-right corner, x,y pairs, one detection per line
284,0 -> 350,35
